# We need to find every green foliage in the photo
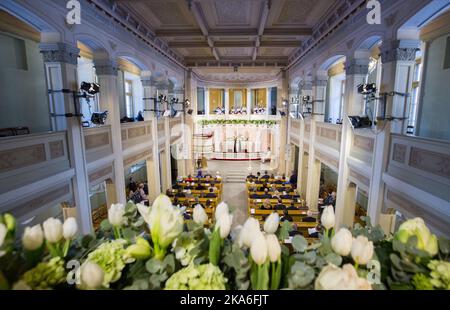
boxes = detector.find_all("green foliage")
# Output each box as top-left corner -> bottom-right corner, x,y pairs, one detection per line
21,257 -> 66,290
165,263 -> 227,290
352,216 -> 386,243
222,243 -> 250,290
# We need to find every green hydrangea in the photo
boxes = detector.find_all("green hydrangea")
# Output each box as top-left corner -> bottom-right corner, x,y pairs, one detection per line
412,273 -> 433,290
22,257 -> 66,290
165,263 -> 227,290
172,237 -> 197,266
86,239 -> 128,287
428,260 -> 450,290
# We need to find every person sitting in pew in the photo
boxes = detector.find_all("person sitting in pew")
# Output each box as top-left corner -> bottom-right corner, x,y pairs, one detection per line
272,189 -> 281,199
175,191 -> 185,198
287,203 -> 298,210
256,172 -> 261,179
247,172 -> 255,180
185,189 -> 193,199
274,178 -> 284,184
289,223 -> 302,237
261,199 -> 272,210
261,171 -> 270,179
249,192 -> 260,199
280,209 -> 293,222
274,198 -> 286,210
302,211 -> 317,222
173,197 -> 181,208
270,173 -> 275,179
186,174 -> 194,182
166,189 -> 175,197
205,199 -> 212,209
208,184 -> 218,192
204,172 -> 213,178
196,183 -> 206,190
204,188 -> 217,198
196,170 -> 203,178
262,188 -> 272,199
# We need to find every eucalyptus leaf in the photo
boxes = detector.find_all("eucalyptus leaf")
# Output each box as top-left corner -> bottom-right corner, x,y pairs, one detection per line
100,219 -> 112,231
324,253 -> 342,266
146,258 -> 163,273
292,235 -> 308,253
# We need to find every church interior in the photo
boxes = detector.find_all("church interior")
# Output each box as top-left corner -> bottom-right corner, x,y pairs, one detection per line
0,0 -> 449,292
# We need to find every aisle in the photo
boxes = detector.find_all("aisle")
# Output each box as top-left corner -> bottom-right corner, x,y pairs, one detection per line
204,160 -> 275,227
222,182 -> 248,227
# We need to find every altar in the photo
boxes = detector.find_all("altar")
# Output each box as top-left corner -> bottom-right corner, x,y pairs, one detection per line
194,118 -> 281,164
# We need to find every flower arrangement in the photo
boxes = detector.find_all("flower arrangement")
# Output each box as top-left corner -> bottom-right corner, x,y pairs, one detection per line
0,197 -> 448,290
199,119 -> 278,127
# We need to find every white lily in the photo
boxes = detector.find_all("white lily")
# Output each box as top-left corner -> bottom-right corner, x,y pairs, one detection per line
265,234 -> 281,263
238,217 -> 261,248
321,205 -> 335,230
215,202 -> 229,221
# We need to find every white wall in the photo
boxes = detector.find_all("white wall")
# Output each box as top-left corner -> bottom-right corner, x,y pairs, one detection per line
418,33 -> 450,141
0,32 -> 50,133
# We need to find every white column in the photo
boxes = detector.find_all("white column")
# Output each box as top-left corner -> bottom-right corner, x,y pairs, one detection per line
367,40 -> 418,226
305,120 -> 321,211
266,88 -> 271,115
41,42 -> 92,234
205,87 -> 210,115
224,88 -> 230,114
335,55 -> 369,229
246,89 -> 252,114
94,58 -> 127,205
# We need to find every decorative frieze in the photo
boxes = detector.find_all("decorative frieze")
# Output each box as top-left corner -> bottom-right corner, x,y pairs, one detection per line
345,58 -> 369,75
94,59 -> 119,76
380,40 -> 419,63
40,42 -> 80,65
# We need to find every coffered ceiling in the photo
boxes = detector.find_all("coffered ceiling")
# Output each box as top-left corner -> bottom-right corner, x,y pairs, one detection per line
114,0 -> 338,67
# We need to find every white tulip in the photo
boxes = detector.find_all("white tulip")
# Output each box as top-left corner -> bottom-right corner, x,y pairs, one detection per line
321,205 -> 335,230
80,262 -> 105,289
108,203 -> 125,227
315,263 -> 372,290
331,228 -> 353,256
42,218 -> 63,243
238,217 -> 261,248
0,223 -> 6,247
193,205 -> 208,225
265,234 -> 281,263
250,231 -> 268,265
63,217 -> 78,240
22,224 -> 44,251
215,202 -> 229,221
216,213 -> 233,239
351,235 -> 374,265
263,212 -> 280,234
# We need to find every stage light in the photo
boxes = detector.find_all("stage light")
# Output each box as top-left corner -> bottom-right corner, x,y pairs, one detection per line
302,95 -> 311,102
80,82 -> 100,95
357,83 -> 377,95
185,99 -> 191,106
348,116 -> 372,129
91,111 -> 108,125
